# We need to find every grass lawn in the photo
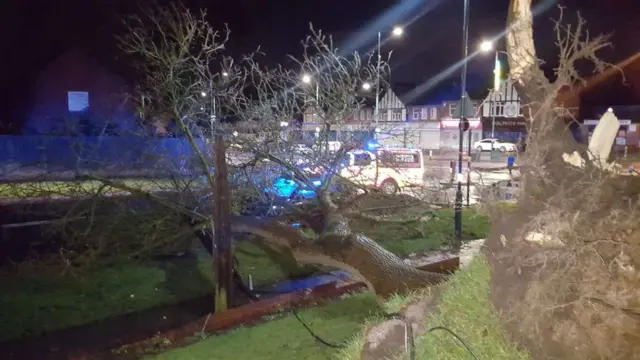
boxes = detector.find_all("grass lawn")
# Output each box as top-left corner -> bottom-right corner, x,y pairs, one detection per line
146,292 -> 381,360
410,257 -> 530,359
353,208 -> 489,254
336,257 -> 530,360
0,179 -> 186,199
147,257 -> 527,360
0,208 -> 488,342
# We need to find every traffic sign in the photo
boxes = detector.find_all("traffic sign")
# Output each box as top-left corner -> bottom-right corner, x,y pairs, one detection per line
452,91 -> 476,119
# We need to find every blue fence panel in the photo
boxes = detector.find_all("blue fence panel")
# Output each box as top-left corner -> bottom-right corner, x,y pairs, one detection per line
0,135 -> 208,178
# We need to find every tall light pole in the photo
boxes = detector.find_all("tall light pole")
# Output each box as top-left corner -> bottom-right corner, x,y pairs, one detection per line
301,74 -> 319,104
374,26 -> 404,124
454,0 -> 470,248
479,40 -> 501,149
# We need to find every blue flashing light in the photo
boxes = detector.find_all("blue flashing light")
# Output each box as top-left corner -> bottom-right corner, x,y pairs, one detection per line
366,141 -> 379,151
297,189 -> 317,198
312,180 -> 322,187
272,177 -> 298,198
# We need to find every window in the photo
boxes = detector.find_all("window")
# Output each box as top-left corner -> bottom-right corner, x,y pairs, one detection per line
412,108 -> 420,120
492,102 -> 504,117
420,108 -> 429,120
429,107 -> 438,120
448,103 -> 457,117
353,153 -> 373,167
391,110 -> 403,121
379,151 -> 421,168
68,91 -> 89,112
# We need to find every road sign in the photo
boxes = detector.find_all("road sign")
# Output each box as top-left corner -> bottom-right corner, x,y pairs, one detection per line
452,91 -> 475,119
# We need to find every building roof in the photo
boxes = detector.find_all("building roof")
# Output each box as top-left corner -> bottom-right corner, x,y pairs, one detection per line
386,72 -> 490,106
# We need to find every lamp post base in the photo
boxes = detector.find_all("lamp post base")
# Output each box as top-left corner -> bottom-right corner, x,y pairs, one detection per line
454,182 -> 463,250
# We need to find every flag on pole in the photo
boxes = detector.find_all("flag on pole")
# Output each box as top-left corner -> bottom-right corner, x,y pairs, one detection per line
493,54 -> 501,91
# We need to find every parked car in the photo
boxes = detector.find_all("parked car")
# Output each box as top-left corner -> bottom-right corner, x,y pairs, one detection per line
473,138 -> 517,152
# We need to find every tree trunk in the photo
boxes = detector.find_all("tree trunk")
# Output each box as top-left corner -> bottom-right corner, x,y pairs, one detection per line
231,211 -> 446,299
213,133 -> 234,312
506,0 -> 585,195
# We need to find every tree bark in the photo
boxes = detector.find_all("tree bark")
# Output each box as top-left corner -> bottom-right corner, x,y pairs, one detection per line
506,0 -> 585,194
231,211 -> 446,299
213,133 -> 234,312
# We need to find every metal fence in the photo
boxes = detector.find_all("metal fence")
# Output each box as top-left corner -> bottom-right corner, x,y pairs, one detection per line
0,135 -> 207,180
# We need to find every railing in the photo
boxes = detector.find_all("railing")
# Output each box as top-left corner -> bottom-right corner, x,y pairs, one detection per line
0,135 -> 207,180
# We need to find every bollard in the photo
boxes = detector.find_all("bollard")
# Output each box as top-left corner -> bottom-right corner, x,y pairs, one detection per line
429,150 -> 433,159
450,160 -> 455,182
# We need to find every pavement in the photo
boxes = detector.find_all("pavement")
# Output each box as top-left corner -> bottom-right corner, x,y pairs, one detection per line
425,151 -> 522,170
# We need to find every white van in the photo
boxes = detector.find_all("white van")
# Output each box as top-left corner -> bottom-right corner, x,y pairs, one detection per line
339,148 -> 425,194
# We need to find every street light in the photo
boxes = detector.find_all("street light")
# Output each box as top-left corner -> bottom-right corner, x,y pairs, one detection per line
362,82 -> 372,91
200,91 -> 207,97
454,0 -> 471,248
222,71 -> 229,77
479,39 -> 501,143
479,40 -> 493,53
301,74 -> 320,107
374,26 -> 404,123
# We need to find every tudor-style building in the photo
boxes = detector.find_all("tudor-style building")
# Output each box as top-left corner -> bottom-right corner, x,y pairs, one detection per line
481,78 -> 527,143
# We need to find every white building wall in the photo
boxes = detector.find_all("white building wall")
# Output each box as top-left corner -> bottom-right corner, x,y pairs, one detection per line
482,79 -> 522,118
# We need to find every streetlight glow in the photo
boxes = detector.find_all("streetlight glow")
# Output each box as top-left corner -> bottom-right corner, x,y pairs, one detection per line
200,91 -> 207,97
222,71 -> 229,77
301,74 -> 312,84
391,26 -> 404,37
479,40 -> 493,53
362,82 -> 372,91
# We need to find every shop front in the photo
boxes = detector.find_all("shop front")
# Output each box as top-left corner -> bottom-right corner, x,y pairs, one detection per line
481,117 -> 527,143
439,119 -> 482,150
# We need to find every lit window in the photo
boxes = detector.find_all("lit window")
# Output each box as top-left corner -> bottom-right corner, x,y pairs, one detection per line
68,91 -> 89,112
420,108 -> 429,120
429,107 -> 437,120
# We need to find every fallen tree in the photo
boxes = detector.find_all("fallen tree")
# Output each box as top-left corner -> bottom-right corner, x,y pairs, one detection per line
86,2 -> 449,301
484,2 -> 640,359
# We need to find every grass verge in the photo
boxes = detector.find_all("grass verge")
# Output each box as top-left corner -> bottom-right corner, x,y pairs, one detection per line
144,292 -> 381,360
0,241 -> 303,342
0,179 -> 183,199
338,257 -> 530,360
145,257 -> 525,360
0,208 -> 488,343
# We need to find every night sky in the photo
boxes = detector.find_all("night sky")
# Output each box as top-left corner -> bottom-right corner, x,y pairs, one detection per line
1,0 -> 638,129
